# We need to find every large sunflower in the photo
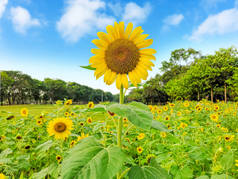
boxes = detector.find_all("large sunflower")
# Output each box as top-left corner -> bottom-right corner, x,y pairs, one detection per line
89,21 -> 156,89
47,118 -> 73,139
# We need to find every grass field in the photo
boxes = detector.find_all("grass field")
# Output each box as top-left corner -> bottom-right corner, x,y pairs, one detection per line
0,100 -> 237,179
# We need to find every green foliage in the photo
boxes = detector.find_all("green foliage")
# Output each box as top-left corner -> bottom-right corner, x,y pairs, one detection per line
62,136 -> 128,179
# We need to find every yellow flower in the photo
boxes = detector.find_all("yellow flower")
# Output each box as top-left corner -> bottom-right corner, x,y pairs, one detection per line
70,140 -> 77,148
216,124 -> 221,128
64,112 -> 70,117
210,113 -> 218,122
89,22 -> 156,89
221,127 -> 228,132
20,108 -> 28,117
64,99 -> 72,106
123,117 -> 128,123
137,146 -> 143,154
160,132 -> 167,138
56,100 -> 63,105
177,111 -> 182,116
77,133 -> 89,141
224,135 -> 234,142
47,118 -> 73,140
70,112 -> 75,117
157,109 -> 162,114
87,117 -> 93,124
163,106 -> 168,111
179,122 -> 188,129
88,101 -> 94,108
56,155 -> 62,163
0,136 -> 6,142
200,128 -> 204,132
0,173 -> 6,179
36,119 -> 43,126
183,101 -> 189,107
226,145 -> 231,150
148,105 -> 153,111
169,103 -> 175,107
137,133 -> 145,140
214,105 -> 219,111
165,116 -> 170,121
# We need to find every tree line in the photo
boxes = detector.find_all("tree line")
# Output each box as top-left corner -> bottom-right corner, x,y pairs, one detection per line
0,71 -> 119,105
127,47 -> 238,104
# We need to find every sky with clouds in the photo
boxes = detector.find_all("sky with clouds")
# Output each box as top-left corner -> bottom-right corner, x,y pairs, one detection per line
1,0 -> 238,94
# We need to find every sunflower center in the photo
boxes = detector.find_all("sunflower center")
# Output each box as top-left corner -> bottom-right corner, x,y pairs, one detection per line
105,39 -> 140,74
54,122 -> 67,133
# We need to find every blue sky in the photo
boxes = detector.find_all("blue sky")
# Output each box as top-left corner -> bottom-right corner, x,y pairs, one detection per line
1,0 -> 238,94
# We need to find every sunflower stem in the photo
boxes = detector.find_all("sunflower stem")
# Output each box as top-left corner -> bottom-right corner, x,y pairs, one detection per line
117,85 -> 124,179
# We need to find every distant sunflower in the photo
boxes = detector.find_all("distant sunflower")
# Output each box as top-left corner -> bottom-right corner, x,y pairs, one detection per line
160,132 -> 167,138
20,108 -> 28,117
137,146 -> 143,154
88,101 -> 94,108
86,117 -> 92,124
137,133 -> 145,140
77,133 -> 89,141
36,119 -> 43,126
56,155 -> 62,163
210,113 -> 218,122
47,118 -> 73,140
89,21 -> 156,89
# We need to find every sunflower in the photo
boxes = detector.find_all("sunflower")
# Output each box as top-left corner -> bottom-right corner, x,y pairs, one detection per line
183,101 -> 189,107
165,116 -> 170,121
56,155 -> 62,163
89,22 -> 156,89
137,133 -> 145,140
163,106 -> 168,111
70,140 -> 77,148
47,118 -> 73,140
224,135 -> 234,142
64,99 -> 72,106
64,112 -> 70,117
0,173 -> 6,179
137,146 -> 143,154
123,117 -> 128,123
86,117 -> 92,124
179,122 -> 188,129
36,119 -> 43,126
87,101 -> 94,108
160,132 -> 167,138
70,112 -> 75,117
157,109 -> 162,114
177,111 -> 182,116
20,108 -> 28,117
77,133 -> 89,141
210,113 -> 218,122
0,136 -> 6,142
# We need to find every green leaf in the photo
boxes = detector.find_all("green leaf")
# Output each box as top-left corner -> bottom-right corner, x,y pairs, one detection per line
128,165 -> 170,179
220,151 -> 234,170
62,136 -> 128,179
211,174 -> 234,179
84,104 -> 106,112
127,101 -> 150,112
107,102 -> 152,130
80,65 -> 96,70
196,176 -> 209,179
35,140 -> 54,152
151,120 -> 169,132
0,148 -> 12,158
174,166 -> 193,179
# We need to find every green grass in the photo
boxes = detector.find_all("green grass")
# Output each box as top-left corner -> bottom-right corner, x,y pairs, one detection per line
0,104 -> 58,116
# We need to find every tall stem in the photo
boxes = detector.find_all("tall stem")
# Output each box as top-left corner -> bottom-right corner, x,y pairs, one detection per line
117,85 -> 124,179
117,85 -> 124,148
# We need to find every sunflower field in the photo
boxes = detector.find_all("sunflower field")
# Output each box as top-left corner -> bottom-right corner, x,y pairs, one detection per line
0,100 -> 237,179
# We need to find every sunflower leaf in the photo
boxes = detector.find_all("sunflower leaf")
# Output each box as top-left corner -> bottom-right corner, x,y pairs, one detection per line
61,136 -> 128,179
80,65 -> 96,70
107,102 -> 152,130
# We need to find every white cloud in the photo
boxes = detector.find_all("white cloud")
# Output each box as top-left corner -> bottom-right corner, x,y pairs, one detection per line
0,0 -> 8,19
57,0 -> 115,42
108,2 -> 123,17
163,14 -> 184,26
10,6 -> 40,34
190,8 -> 238,40
122,2 -> 151,25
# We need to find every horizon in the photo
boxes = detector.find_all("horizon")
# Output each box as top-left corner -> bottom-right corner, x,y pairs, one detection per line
1,0 -> 238,94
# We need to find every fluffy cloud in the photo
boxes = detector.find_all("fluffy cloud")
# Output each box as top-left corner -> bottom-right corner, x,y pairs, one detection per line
122,2 -> 151,25
163,14 -> 184,26
200,0 -> 226,8
10,6 -> 40,34
57,0 -> 115,42
190,8 -> 238,40
0,0 -> 8,18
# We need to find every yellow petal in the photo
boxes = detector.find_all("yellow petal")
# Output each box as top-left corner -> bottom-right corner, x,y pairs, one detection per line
106,25 -> 116,41
129,26 -> 144,41
119,21 -> 125,38
94,65 -> 107,79
116,74 -> 122,89
114,22 -> 120,39
140,49 -> 157,55
124,22 -> 133,39
136,39 -> 153,49
108,71 -> 117,85
97,32 -> 111,44
89,55 -> 104,64
128,71 -> 137,87
134,34 -> 149,44
91,48 -> 105,56
121,74 -> 129,89
104,70 -> 111,84
92,39 -> 107,49
140,54 -> 156,60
